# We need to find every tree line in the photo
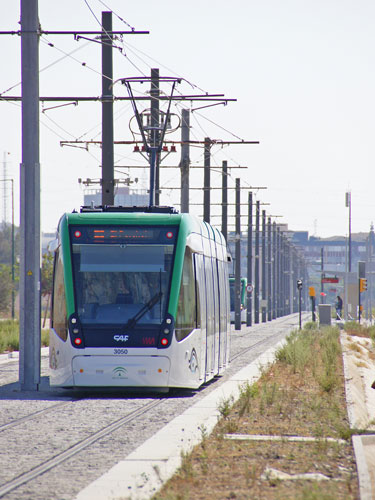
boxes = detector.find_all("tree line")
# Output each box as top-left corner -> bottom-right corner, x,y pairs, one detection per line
0,224 -> 53,316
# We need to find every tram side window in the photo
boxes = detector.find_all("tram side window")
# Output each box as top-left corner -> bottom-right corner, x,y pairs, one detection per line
52,248 -> 68,341
175,247 -> 197,342
193,255 -> 201,329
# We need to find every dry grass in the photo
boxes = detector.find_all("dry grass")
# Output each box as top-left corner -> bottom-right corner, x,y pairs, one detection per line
153,325 -> 359,500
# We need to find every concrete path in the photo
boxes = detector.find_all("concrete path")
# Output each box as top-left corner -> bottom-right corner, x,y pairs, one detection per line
341,331 -> 375,500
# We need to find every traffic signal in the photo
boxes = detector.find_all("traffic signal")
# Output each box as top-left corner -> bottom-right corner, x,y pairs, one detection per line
296,279 -> 303,290
359,278 -> 368,292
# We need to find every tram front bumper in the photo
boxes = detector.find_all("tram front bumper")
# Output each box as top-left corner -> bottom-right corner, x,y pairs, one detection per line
72,355 -> 170,387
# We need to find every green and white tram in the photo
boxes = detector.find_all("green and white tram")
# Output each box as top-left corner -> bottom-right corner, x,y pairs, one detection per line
49,207 -> 231,389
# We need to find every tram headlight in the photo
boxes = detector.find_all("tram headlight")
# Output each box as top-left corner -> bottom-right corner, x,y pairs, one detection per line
158,313 -> 174,348
69,314 -> 85,349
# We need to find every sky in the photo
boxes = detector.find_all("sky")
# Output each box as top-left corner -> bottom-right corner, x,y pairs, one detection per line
0,0 -> 374,238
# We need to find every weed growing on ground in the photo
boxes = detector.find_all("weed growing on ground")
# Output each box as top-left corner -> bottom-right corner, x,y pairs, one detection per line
344,321 -> 375,341
298,484 -> 337,500
178,450 -> 195,479
217,395 -> 234,419
238,381 -> 259,417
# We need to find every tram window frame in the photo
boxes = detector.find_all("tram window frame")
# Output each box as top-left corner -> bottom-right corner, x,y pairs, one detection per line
175,247 -> 197,342
51,247 -> 68,341
69,225 -> 178,329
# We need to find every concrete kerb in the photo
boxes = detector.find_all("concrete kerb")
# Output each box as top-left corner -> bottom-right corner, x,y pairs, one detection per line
75,339 -> 287,500
341,333 -> 375,500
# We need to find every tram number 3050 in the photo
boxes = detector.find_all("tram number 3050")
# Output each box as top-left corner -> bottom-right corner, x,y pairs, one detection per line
113,348 -> 128,355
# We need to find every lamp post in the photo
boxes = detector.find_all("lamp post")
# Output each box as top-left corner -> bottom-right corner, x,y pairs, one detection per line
0,178 -> 15,319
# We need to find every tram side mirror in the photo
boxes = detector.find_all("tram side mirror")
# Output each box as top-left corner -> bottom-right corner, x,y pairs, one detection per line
227,255 -> 232,263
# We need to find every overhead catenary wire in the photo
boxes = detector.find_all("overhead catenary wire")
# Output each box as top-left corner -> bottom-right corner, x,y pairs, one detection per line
95,0 -> 135,30
0,39 -> 92,97
3,3 -> 253,203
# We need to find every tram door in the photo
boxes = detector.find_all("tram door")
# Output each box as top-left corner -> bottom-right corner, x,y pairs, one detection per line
204,256 -> 215,376
194,253 -> 207,382
217,259 -> 226,369
212,256 -> 220,374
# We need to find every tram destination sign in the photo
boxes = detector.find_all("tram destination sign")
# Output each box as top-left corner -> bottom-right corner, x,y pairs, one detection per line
70,225 -> 178,244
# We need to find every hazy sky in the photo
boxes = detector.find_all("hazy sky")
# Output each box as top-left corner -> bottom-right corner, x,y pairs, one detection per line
0,1 -> 374,237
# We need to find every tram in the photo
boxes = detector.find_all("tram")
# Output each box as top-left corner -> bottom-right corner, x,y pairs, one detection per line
229,277 -> 247,323
49,206 -> 231,389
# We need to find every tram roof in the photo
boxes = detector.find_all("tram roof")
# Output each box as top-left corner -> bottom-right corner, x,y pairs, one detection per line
59,207 -> 226,244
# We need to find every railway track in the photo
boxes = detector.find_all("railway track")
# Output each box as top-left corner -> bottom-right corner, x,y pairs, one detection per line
0,399 -> 164,499
0,400 -> 75,433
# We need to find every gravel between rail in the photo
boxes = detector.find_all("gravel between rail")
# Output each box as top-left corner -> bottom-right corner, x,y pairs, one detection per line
0,314 -> 304,500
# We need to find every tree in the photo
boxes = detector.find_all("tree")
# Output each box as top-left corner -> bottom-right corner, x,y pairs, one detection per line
0,224 -> 19,265
41,252 -> 54,297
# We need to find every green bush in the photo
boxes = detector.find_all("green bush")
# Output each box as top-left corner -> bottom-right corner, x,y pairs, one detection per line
275,325 -> 341,393
0,320 -> 49,353
344,321 -> 363,334
303,321 -> 318,331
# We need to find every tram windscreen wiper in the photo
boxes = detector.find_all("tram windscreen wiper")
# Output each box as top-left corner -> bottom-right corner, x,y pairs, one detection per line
124,291 -> 163,330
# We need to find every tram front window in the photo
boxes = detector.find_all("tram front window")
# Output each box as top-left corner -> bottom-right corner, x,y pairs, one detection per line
71,241 -> 175,327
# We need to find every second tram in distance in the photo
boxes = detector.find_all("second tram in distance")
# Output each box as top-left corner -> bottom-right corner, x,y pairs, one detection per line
49,206 -> 231,390
229,277 -> 248,323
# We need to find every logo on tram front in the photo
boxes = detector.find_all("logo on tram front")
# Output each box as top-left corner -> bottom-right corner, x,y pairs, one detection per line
112,366 -> 128,379
113,335 -> 129,342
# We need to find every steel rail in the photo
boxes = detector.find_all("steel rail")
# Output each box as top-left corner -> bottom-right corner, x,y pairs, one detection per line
0,400 -> 75,433
0,398 -> 163,498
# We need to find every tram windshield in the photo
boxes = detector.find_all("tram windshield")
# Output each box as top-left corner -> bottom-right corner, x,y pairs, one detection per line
70,225 -> 177,327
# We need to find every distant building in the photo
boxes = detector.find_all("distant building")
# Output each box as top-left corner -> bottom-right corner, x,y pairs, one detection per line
83,187 -> 149,207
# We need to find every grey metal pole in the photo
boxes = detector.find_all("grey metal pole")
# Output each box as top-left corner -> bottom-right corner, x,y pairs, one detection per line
254,201 -> 260,323
203,137 -> 210,223
272,221 -> 277,319
221,161 -> 228,242
321,247 -> 324,304
180,109 -> 190,213
11,179 -> 15,320
101,11 -> 114,206
149,147 -> 157,206
348,193 -> 352,273
234,178 -> 241,330
20,0 -> 41,391
261,210 -> 266,322
151,68 -> 160,205
267,216 -> 272,321
285,241 -> 290,315
289,247 -> 294,314
246,192 -> 253,326
282,236 -> 287,316
276,227 -> 281,318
